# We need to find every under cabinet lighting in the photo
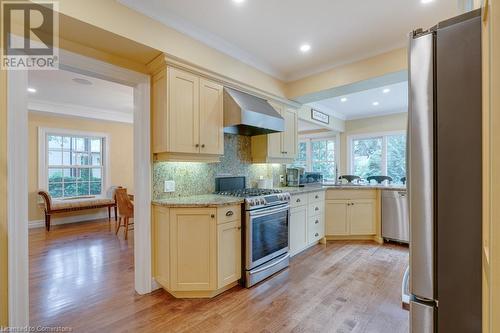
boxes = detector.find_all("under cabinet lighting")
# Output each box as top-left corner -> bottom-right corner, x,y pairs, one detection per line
341,97 -> 348,102
372,102 -> 380,106
383,88 -> 391,94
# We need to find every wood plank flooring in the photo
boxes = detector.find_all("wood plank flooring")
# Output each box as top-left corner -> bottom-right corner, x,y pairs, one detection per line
30,219 -> 409,333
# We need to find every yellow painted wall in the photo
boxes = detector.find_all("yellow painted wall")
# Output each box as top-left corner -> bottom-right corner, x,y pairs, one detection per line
28,113 -> 134,224
339,113 -> 408,174
1,69 -> 8,325
286,48 -> 408,100
56,0 -> 286,98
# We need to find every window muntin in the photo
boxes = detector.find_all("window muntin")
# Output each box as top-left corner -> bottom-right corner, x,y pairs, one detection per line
352,137 -> 383,179
291,137 -> 337,181
311,139 -> 336,181
46,134 -> 104,198
349,132 -> 406,184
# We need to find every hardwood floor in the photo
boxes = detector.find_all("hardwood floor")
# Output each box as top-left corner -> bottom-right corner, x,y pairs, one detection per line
30,219 -> 409,333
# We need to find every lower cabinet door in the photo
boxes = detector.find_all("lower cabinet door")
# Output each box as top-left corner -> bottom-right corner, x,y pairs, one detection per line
289,205 -> 308,255
325,200 -> 349,236
170,208 -> 217,291
349,199 -> 376,235
217,220 -> 242,289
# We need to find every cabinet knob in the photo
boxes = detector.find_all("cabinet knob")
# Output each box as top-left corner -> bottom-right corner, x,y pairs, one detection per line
296,198 -> 301,203
315,195 -> 319,199
315,207 -> 319,211
237,226 -> 241,230
315,233 -> 319,237
195,144 -> 200,148
201,144 -> 205,148
315,220 -> 319,224
210,214 -> 215,218
225,211 -> 234,217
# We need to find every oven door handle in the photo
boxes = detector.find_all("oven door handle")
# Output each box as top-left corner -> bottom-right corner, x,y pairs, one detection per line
249,254 -> 290,274
248,204 -> 290,217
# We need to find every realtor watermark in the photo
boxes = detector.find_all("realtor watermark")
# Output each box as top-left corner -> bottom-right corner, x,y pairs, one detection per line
1,0 -> 59,70
0,326 -> 71,332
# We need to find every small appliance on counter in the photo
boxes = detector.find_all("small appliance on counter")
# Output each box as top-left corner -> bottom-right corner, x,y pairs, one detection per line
300,172 -> 323,185
285,167 -> 304,187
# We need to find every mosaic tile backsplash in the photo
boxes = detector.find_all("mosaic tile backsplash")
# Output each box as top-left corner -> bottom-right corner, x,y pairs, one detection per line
153,134 -> 286,200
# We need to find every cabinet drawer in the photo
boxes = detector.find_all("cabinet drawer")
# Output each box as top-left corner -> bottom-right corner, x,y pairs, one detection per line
308,201 -> 324,216
308,215 -> 325,243
290,193 -> 308,207
217,205 -> 241,224
308,190 -> 325,203
326,189 -> 377,200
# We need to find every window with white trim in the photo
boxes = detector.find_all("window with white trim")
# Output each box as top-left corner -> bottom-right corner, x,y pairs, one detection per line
291,137 -> 338,181
349,132 -> 406,183
42,131 -> 107,198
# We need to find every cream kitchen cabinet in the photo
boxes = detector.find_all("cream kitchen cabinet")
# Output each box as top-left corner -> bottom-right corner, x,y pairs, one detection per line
288,190 -> 325,257
217,220 -> 241,289
325,195 -> 377,237
152,66 -> 224,162
289,205 -> 308,256
152,205 -> 241,298
251,102 -> 298,163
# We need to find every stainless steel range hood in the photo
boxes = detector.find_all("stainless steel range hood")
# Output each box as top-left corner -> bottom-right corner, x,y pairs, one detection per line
223,88 -> 284,136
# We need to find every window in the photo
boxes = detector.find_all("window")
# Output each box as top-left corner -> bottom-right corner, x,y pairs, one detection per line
291,137 -> 338,181
349,132 -> 406,183
39,128 -> 108,198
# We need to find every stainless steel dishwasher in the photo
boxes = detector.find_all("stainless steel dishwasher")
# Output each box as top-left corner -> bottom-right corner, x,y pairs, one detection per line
381,190 -> 409,243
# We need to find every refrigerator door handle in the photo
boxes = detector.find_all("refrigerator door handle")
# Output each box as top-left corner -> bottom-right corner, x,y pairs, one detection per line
408,31 -> 435,301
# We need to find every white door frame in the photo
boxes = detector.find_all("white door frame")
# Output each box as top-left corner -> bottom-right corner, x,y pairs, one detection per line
7,48 -> 152,326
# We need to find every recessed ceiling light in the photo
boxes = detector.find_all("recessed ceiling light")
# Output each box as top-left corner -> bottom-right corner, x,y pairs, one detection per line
383,88 -> 391,94
372,102 -> 380,106
27,87 -> 37,93
232,0 -> 245,4
421,0 -> 434,4
72,78 -> 93,85
300,44 -> 311,53
340,97 -> 348,102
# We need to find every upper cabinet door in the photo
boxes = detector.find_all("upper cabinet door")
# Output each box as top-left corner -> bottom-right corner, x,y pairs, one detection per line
168,67 -> 200,154
267,101 -> 284,158
282,108 -> 297,158
199,79 -> 224,155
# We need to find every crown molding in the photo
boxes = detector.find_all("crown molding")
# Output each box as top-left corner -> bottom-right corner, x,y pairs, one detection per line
28,99 -> 134,123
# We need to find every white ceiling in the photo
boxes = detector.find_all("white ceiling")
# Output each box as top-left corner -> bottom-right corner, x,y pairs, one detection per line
28,69 -> 134,123
308,81 -> 408,120
119,0 -> 457,81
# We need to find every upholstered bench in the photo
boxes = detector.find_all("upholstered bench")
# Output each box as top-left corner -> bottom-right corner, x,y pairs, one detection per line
38,187 -> 121,231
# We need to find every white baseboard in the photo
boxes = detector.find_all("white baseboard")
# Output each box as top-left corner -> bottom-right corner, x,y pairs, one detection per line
29,211 -> 112,229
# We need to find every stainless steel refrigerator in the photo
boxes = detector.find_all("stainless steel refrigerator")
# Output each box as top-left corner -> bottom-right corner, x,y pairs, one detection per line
408,9 -> 482,333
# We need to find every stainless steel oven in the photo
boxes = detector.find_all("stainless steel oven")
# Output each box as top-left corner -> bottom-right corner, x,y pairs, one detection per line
214,176 -> 291,287
245,202 -> 290,287
246,203 -> 289,269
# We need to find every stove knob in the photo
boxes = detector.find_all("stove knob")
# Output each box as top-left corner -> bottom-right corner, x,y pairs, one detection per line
261,198 -> 266,205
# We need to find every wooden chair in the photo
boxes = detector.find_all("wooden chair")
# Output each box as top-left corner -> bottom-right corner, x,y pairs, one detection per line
115,188 -> 134,240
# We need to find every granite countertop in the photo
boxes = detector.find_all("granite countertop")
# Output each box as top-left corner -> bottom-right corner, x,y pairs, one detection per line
323,184 -> 407,191
279,184 -> 406,194
152,194 -> 244,208
277,186 -> 326,195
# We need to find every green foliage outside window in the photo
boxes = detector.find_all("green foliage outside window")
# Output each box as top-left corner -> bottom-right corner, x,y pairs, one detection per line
47,135 -> 103,198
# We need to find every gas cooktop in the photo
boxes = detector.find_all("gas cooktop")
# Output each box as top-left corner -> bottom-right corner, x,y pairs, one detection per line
214,188 -> 283,197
